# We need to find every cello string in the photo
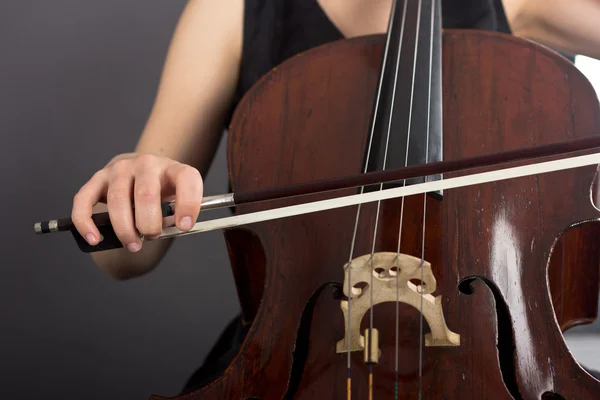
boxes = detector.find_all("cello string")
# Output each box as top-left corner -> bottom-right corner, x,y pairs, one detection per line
394,196 -> 405,400
156,153 -> 600,238
419,1 -> 437,398
381,0 -> 408,398
393,0 -> 423,395
365,1 -> 408,398
345,0 -> 399,397
365,1 -> 407,394
418,197 -> 427,400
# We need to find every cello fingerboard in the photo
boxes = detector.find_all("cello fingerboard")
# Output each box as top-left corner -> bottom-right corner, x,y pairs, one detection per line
363,0 -> 443,197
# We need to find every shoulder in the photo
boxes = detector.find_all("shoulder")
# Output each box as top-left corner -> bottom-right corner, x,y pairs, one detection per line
175,0 -> 244,66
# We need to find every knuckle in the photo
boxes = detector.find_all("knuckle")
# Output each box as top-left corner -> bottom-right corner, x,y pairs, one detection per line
180,165 -> 202,181
72,191 -> 84,206
71,212 -> 86,227
136,153 -> 159,170
106,188 -> 130,204
71,195 -> 89,223
176,166 -> 204,202
90,169 -> 106,182
135,182 -> 159,202
110,159 -> 133,175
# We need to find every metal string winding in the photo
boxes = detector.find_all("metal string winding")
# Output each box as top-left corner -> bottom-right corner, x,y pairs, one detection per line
345,0 -> 399,397
394,0 -> 424,396
390,2 -> 409,397
418,1 -> 437,398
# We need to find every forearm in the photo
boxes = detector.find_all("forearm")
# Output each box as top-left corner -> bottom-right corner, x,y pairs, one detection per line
508,0 -> 600,60
89,0 -> 243,279
136,0 -> 242,174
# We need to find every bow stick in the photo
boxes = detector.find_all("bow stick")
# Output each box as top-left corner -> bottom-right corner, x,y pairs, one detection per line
34,135 -> 600,252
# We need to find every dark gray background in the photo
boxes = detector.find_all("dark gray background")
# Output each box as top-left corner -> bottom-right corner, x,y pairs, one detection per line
2,1 -> 599,400
2,1 -> 239,399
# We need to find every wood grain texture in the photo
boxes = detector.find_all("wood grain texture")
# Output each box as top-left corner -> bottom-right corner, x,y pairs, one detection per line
149,30 -> 600,399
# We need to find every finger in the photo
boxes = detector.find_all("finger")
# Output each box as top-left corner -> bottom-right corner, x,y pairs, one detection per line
164,164 -> 203,231
72,171 -> 108,246
106,175 -> 140,252
160,195 -> 176,229
133,169 -> 163,239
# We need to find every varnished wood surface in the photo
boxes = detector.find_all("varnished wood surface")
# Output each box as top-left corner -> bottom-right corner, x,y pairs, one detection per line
549,224 -> 600,332
150,30 -> 600,399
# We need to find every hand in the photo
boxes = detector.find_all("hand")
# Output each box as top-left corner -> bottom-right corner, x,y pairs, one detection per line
71,153 -> 203,252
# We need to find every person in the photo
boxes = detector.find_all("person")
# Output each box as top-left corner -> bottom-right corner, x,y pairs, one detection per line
68,0 -> 600,394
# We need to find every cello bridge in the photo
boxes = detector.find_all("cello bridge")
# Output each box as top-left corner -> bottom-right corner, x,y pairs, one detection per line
335,252 -> 460,354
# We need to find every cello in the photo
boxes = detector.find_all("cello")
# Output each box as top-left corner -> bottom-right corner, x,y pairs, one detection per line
35,0 -> 600,398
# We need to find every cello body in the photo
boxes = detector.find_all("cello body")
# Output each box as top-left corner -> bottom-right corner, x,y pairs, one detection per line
150,29 -> 600,399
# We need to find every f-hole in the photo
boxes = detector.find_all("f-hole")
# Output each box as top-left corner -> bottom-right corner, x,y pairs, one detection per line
459,276 -> 523,400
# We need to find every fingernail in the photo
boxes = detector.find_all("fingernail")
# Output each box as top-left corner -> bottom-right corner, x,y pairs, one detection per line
180,216 -> 192,230
85,233 -> 97,245
127,242 -> 141,252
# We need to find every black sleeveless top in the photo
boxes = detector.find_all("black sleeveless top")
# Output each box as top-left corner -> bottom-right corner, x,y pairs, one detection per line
226,0 -> 511,124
